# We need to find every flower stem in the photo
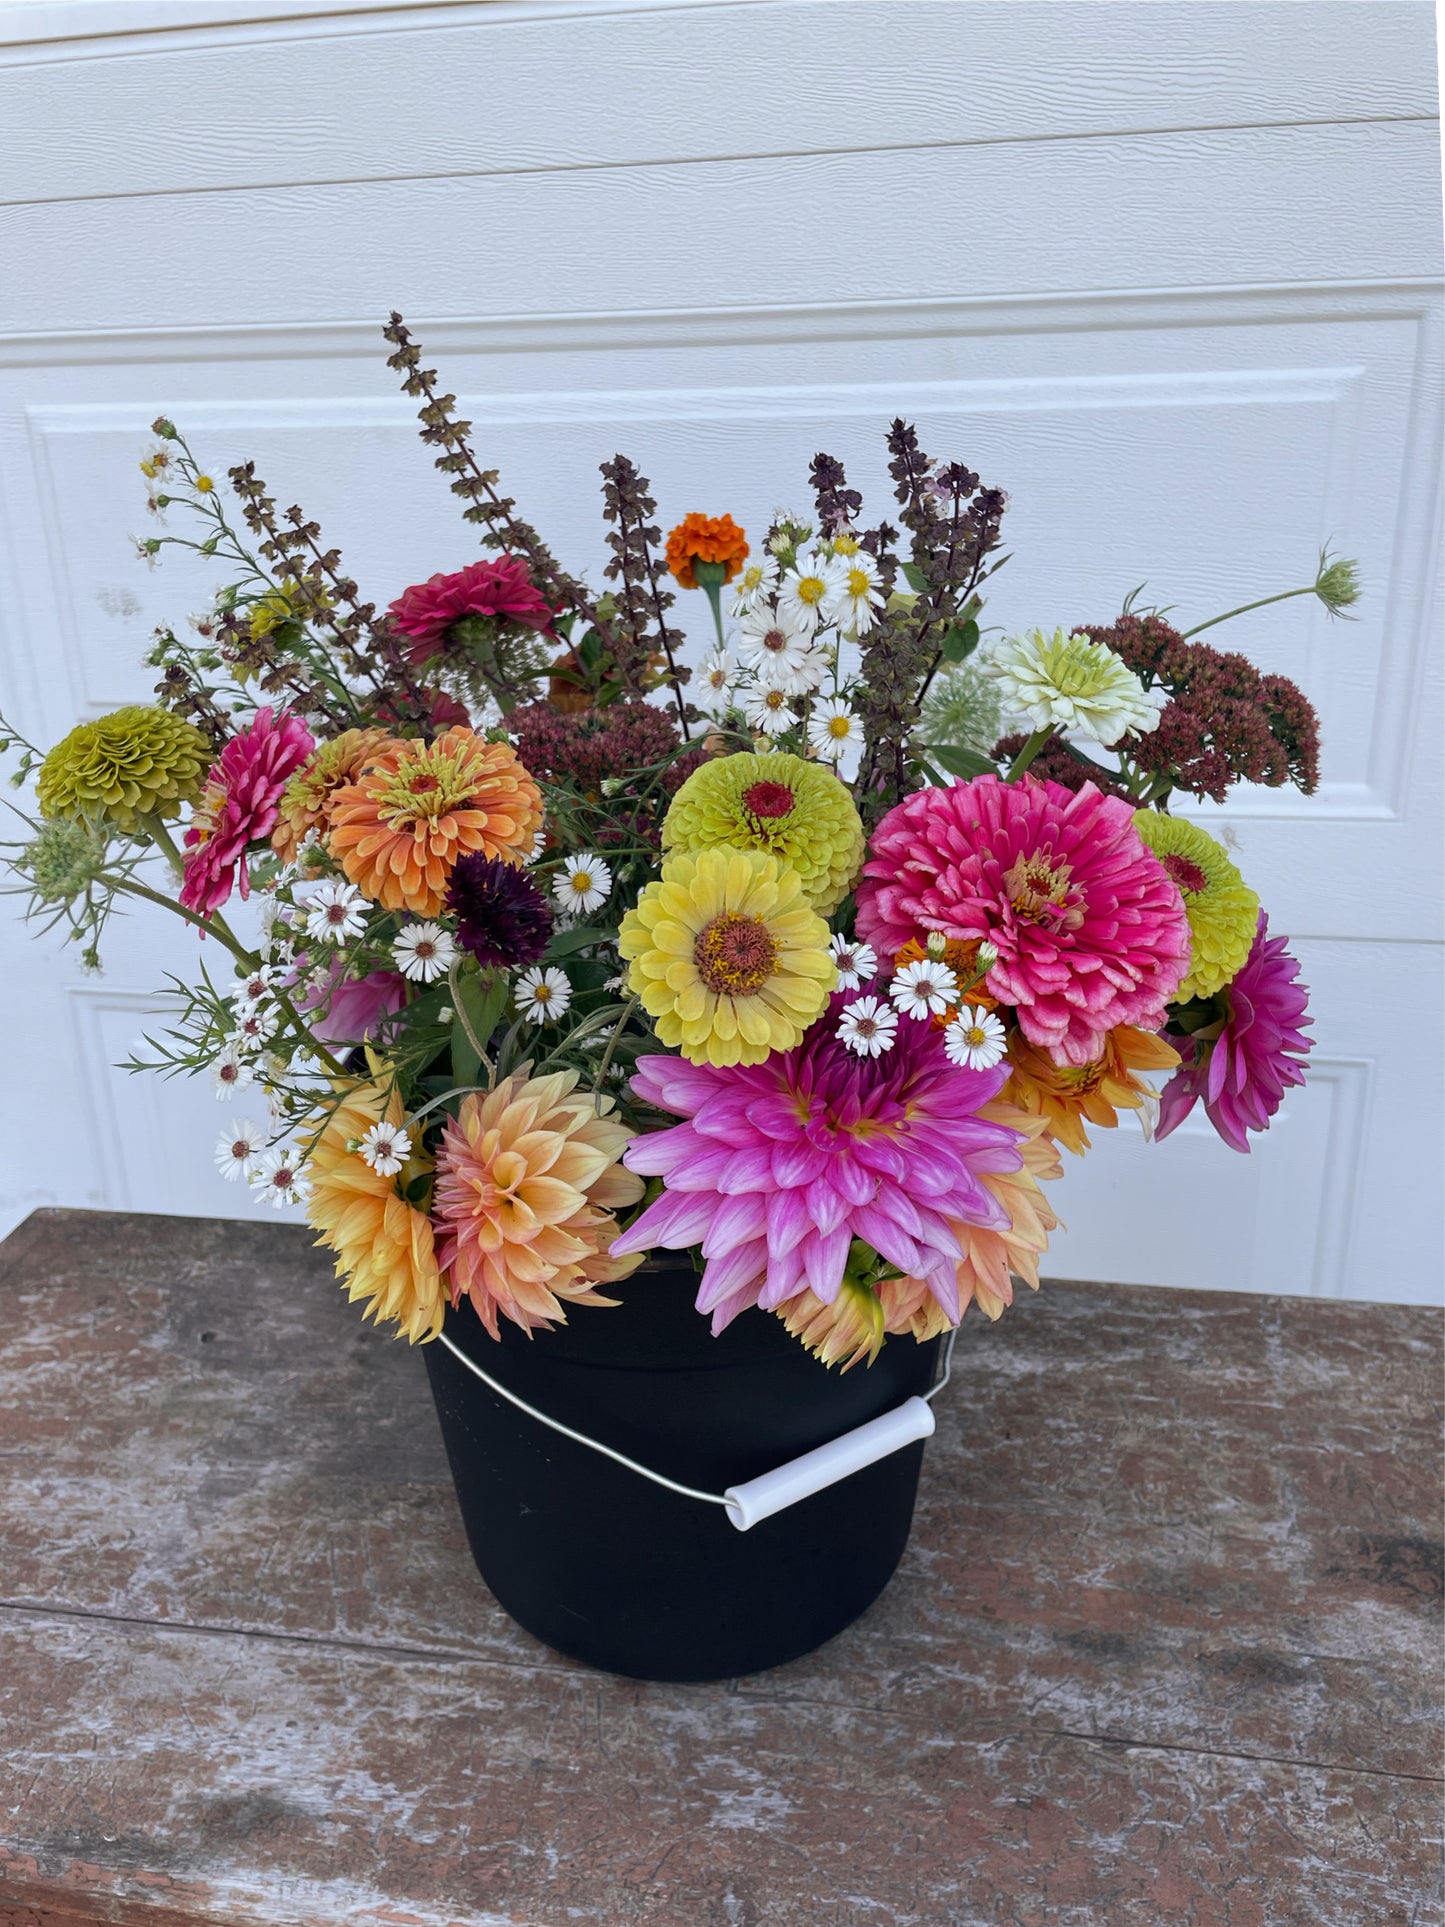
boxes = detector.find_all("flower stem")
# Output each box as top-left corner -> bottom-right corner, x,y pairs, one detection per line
1005,727 -> 1054,782
1182,584 -> 1313,638
105,873 -> 257,967
592,994 -> 640,1113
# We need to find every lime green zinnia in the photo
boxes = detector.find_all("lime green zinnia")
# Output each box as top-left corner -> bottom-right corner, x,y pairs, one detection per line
1133,810 -> 1260,1000
37,705 -> 211,832
662,750 -> 864,914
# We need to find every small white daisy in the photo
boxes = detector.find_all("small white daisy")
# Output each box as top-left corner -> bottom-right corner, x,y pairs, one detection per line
807,698 -> 862,760
249,1148 -> 310,1209
554,854 -> 612,915
212,1049 -> 255,1097
726,554 -> 779,616
304,879 -> 367,945
214,1118 -> 266,1181
227,1009 -> 271,1052
516,965 -> 572,1024
943,1005 -> 1008,1071
777,554 -> 834,635
745,684 -> 796,738
823,550 -> 884,638
889,958 -> 959,1021
393,920 -> 456,984
358,1119 -> 412,1177
837,995 -> 898,1058
696,647 -> 738,712
737,602 -> 815,678
828,934 -> 878,991
756,643 -> 830,697
234,964 -> 273,1005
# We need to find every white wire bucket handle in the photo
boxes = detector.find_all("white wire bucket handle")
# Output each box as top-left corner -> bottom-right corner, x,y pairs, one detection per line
435,1327 -> 957,1533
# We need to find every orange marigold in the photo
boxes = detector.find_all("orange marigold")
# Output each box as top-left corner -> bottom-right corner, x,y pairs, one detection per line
664,512 -> 749,590
432,1070 -> 646,1341
326,726 -> 543,917
1002,1023 -> 1181,1156
272,726 -> 394,863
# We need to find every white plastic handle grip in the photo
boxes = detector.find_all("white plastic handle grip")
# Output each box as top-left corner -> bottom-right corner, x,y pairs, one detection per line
723,1395 -> 936,1532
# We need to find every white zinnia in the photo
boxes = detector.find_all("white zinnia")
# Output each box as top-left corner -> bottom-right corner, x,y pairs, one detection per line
554,854 -> 612,915
828,934 -> 878,991
726,554 -> 779,616
359,1119 -> 412,1177
745,684 -> 796,737
215,1118 -> 265,1181
889,958 -> 959,1020
823,550 -> 884,637
777,554 -> 834,635
516,965 -> 572,1023
807,698 -> 862,760
984,627 -> 1166,746
304,879 -> 367,944
393,920 -> 455,984
249,1147 -> 310,1208
837,995 -> 898,1058
697,647 -> 738,711
943,1006 -> 1008,1071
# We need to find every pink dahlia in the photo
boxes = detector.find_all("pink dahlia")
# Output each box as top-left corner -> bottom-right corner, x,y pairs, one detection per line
180,707 -> 315,916
856,774 -> 1191,1067
387,557 -> 555,665
612,998 -> 1025,1333
1156,912 -> 1312,1153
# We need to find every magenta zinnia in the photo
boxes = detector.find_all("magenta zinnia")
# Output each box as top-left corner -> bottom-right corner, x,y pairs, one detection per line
612,1000 -> 1025,1333
1156,912 -> 1312,1152
855,774 -> 1191,1067
180,707 -> 315,915
387,557 -> 555,664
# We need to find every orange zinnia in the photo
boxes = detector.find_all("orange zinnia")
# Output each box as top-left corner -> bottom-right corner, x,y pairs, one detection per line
893,935 -> 998,1023
664,512 -> 749,590
326,726 -> 543,916
1002,1023 -> 1180,1156
272,725 -> 394,862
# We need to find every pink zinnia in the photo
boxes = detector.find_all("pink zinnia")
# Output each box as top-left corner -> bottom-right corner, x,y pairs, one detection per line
387,557 -> 555,665
856,774 -> 1191,1067
612,1000 -> 1025,1333
180,708 -> 315,916
1156,913 -> 1312,1153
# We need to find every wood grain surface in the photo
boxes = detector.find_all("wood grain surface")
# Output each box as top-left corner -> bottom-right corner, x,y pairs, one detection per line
0,1207 -> 1439,1927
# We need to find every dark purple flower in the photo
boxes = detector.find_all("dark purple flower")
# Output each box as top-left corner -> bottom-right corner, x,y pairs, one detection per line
447,854 -> 553,968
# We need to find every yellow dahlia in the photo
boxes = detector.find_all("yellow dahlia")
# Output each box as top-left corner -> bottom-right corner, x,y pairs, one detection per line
305,1073 -> 445,1344
432,1070 -> 645,1340
37,705 -> 210,831
778,1272 -> 886,1373
326,726 -> 543,916
1132,809 -> 1261,1000
662,750 -> 864,914
272,726 -> 393,863
619,846 -> 836,1067
1002,1023 -> 1180,1156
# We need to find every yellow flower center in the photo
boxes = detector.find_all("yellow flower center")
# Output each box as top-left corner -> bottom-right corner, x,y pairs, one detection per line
693,912 -> 778,997
797,575 -> 826,605
532,982 -> 554,1004
195,474 -> 215,493
963,1023 -> 988,1047
373,745 -> 478,827
827,714 -> 851,740
832,534 -> 860,555
569,871 -> 593,895
762,688 -> 788,711
846,566 -> 871,597
1003,851 -> 1084,932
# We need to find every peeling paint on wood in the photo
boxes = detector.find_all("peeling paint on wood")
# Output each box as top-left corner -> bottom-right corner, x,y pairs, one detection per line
0,1208 -> 1440,1927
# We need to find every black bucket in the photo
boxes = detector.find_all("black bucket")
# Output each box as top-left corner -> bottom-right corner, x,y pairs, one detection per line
423,1259 -> 940,1681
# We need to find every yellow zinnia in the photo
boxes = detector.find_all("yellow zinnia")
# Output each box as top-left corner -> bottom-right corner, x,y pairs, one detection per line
305,1072 -> 445,1344
619,846 -> 836,1067
1132,810 -> 1260,1000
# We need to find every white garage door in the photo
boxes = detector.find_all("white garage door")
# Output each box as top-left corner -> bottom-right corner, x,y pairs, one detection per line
0,0 -> 1439,1304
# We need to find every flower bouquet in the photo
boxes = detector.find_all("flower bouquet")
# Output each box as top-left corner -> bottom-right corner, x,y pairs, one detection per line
1,315 -> 1345,1679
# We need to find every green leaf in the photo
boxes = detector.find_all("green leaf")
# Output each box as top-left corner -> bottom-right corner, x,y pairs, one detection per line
940,619 -> 980,663
544,923 -> 617,962
901,562 -> 928,593
450,970 -> 507,1085
923,743 -> 998,780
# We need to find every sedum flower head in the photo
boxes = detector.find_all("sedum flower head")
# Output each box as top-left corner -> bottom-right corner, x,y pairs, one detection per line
37,705 -> 210,831
984,627 -> 1165,746
1131,810 -> 1260,1000
662,749 -> 864,914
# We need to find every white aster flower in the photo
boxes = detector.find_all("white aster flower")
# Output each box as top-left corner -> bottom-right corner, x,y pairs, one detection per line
837,994 -> 898,1058
984,627 -> 1167,746
745,683 -> 796,737
726,554 -> 779,616
304,879 -> 367,944
807,698 -> 862,761
212,1048 -> 255,1097
697,647 -> 738,712
758,643 -> 831,697
227,1008 -> 271,1053
823,549 -> 884,637
249,1148 -> 310,1208
234,964 -> 273,1006
393,920 -> 455,984
554,853 -> 612,915
889,958 -> 959,1021
777,553 -> 834,635
214,1118 -> 266,1181
358,1119 -> 412,1177
516,965 -> 571,1024
943,1005 -> 1008,1071
738,602 -> 815,678
828,933 -> 878,990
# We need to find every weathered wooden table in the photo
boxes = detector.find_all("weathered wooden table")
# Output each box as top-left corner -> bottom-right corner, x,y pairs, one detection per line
0,1209 -> 1439,1927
